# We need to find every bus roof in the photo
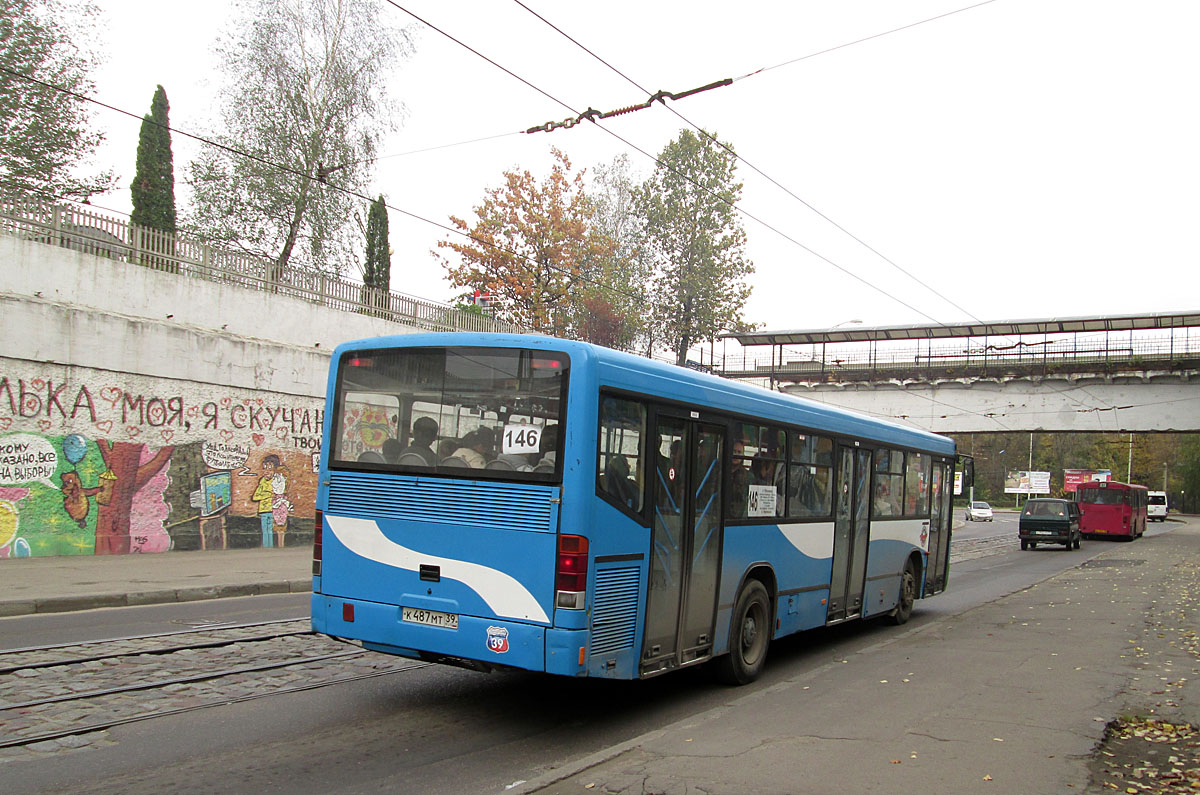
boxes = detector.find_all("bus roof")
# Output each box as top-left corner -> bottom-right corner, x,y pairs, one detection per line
332,332 -> 956,457
1076,480 -> 1148,490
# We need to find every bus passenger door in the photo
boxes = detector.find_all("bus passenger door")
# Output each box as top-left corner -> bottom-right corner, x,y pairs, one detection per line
642,416 -> 723,676
828,445 -> 872,623
925,462 -> 952,595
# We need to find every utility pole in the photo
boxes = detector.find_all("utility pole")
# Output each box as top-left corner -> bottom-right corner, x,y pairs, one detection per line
1127,433 -> 1134,483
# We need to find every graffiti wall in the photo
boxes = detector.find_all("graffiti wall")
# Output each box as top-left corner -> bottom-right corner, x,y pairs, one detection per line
0,360 -> 323,558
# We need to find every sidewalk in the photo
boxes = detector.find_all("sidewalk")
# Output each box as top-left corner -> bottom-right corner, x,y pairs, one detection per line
0,546 -> 312,617
515,523 -> 1200,794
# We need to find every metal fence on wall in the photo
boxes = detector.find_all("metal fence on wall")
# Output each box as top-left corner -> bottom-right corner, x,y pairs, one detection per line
0,190 -> 520,335
714,329 -> 1200,383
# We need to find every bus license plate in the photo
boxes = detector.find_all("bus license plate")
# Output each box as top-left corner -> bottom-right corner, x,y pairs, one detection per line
402,607 -> 459,629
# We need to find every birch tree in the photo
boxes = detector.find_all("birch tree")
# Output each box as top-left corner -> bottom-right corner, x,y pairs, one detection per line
188,0 -> 411,278
0,0 -> 114,199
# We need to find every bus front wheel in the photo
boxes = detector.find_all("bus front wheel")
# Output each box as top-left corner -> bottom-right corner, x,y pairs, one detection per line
715,579 -> 771,685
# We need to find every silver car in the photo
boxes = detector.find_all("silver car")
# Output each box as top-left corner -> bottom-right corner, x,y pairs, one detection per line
965,501 -> 993,521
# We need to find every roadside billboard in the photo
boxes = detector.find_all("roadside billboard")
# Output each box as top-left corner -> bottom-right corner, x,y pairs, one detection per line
1004,470 -> 1051,494
1063,469 -> 1111,493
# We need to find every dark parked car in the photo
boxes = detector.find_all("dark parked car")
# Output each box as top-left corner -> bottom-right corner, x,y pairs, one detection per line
1019,498 -> 1081,550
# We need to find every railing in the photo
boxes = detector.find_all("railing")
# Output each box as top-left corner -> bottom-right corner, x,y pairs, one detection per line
0,190 -> 520,335
713,330 -> 1200,383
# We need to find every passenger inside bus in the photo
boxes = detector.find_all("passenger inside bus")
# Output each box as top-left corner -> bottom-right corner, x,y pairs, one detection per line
381,438 -> 404,464
729,439 -> 750,518
604,454 -> 639,510
534,424 -> 558,471
448,428 -> 495,468
400,417 -> 439,466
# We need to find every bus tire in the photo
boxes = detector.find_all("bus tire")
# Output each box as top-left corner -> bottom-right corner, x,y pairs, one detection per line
715,579 -> 771,685
887,559 -> 917,626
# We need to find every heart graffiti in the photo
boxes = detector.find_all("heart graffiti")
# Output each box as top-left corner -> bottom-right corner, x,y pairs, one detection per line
94,419 -> 113,434
252,433 -> 266,446
160,429 -> 175,443
0,417 -> 11,431
219,429 -> 234,442
100,387 -> 123,406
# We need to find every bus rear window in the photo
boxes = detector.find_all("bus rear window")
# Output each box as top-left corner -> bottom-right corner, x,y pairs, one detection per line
1079,488 -> 1125,505
332,346 -> 568,480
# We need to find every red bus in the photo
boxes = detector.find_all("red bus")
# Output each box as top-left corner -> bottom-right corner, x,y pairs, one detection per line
1076,481 -> 1148,541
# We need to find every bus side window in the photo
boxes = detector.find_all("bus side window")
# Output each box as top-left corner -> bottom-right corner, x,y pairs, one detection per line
598,396 -> 645,514
788,432 -> 832,517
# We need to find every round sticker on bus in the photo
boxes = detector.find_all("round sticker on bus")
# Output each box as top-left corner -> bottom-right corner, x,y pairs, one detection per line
668,467 -> 676,481
501,424 -> 542,455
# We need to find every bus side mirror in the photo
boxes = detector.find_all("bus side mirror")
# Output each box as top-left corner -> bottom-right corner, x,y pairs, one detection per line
961,457 -> 975,491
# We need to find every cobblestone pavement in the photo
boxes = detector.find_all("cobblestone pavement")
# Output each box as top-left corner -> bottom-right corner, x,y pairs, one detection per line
949,530 -> 1019,562
0,620 -> 420,765
0,530 -> 1018,768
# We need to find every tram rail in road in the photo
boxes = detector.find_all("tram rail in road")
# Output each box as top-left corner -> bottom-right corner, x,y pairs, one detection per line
0,527 -> 1024,761
0,618 -> 428,757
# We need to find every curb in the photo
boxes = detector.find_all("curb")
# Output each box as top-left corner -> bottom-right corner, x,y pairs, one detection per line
0,579 -> 312,618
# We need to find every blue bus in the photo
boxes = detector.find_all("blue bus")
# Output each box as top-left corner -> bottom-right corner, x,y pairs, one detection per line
311,333 -> 959,684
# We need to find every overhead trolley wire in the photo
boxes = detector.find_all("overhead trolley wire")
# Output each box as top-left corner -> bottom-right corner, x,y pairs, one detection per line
0,64 -> 648,310
741,0 -> 1001,81
382,1 -> 947,325
513,0 -> 999,326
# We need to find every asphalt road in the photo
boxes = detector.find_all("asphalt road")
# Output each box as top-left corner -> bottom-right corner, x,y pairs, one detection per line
0,521 -> 1174,794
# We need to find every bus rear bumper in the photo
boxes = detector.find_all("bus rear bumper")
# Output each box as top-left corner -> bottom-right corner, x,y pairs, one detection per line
312,595 -> 549,673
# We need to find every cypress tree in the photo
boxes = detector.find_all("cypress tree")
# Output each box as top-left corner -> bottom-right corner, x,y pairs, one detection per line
131,85 -> 176,232
364,195 -> 390,290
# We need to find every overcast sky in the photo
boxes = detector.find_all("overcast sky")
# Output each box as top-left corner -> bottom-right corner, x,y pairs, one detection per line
81,0 -> 1200,335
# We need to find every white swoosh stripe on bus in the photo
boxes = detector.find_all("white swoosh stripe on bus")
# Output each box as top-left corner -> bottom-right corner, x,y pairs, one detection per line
325,515 -> 550,623
779,523 -> 834,559
868,518 -> 929,551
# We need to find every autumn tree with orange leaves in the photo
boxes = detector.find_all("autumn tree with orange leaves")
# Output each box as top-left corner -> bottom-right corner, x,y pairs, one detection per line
437,149 -> 617,337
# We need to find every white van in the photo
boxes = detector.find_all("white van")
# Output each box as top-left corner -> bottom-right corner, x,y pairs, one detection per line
1147,490 -> 1168,522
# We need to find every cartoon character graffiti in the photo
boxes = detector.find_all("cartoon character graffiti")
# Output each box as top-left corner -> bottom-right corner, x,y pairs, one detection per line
270,462 -> 292,547
251,455 -> 282,548
0,487 -> 32,558
60,471 -> 103,528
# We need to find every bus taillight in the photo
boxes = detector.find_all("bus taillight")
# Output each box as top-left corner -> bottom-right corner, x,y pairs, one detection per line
312,509 -> 323,577
556,534 -> 588,609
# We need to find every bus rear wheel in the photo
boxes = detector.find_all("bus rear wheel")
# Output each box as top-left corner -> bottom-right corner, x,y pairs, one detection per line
887,559 -> 917,625
715,579 -> 771,685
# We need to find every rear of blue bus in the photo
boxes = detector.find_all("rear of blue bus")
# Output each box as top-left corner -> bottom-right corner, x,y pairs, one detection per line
311,335 -> 589,676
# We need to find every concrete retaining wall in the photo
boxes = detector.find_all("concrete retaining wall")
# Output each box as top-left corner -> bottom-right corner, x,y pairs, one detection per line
0,234 -> 423,558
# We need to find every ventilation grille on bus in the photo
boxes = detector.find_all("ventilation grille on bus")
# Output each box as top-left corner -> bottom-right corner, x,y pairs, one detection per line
590,566 -> 641,655
326,472 -> 556,533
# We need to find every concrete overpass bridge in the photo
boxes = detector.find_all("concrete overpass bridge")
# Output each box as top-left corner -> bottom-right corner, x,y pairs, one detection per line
713,313 -> 1200,434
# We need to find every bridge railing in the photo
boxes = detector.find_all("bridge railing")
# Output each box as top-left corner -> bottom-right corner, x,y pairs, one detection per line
0,189 -> 520,335
714,330 -> 1200,382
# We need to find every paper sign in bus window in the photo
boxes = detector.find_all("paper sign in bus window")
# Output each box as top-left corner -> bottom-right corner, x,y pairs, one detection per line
747,484 -> 777,517
502,424 -> 542,455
